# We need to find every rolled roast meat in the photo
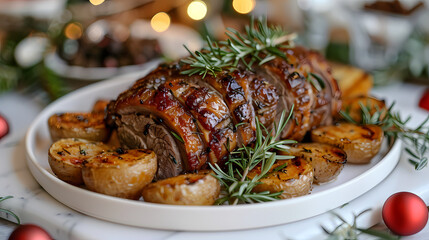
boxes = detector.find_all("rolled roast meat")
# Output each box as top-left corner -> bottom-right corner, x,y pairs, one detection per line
106,46 -> 341,180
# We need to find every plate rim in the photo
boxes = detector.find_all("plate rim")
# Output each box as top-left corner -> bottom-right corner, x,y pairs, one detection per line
24,70 -> 402,231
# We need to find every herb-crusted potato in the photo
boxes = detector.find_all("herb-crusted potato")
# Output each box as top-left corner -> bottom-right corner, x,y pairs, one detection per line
48,138 -> 110,185
82,149 -> 157,200
248,158 -> 314,199
284,143 -> 347,184
311,123 -> 383,164
142,171 -> 220,205
48,112 -> 110,142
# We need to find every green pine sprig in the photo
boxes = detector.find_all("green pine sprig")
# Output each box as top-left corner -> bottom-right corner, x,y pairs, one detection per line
0,196 -> 20,224
340,101 -> 429,170
180,17 -> 296,78
210,106 -> 296,205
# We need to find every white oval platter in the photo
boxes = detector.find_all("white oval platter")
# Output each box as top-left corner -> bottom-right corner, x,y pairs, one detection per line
25,67 -> 402,231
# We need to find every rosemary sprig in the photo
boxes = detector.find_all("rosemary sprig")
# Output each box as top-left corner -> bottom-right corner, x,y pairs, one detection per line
181,17 -> 296,78
0,196 -> 20,224
210,106 -> 296,205
340,101 -> 429,170
322,209 -> 400,240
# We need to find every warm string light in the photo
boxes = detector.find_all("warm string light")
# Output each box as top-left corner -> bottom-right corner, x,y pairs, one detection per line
64,22 -> 83,40
151,12 -> 171,32
232,0 -> 255,14
89,0 -> 105,6
187,0 -> 207,20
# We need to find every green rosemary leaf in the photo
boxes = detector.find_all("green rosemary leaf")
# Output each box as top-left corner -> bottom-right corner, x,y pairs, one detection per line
308,72 -> 326,91
405,147 -> 420,159
0,196 -> 13,202
273,162 -> 288,172
414,156 -> 427,170
79,146 -> 87,156
331,212 -> 349,225
274,155 -> 295,160
170,131 -> 184,143
0,196 -> 20,224
307,74 -> 322,92
0,208 -> 20,224
321,225 -> 332,234
355,208 -> 372,219
357,228 -> 401,240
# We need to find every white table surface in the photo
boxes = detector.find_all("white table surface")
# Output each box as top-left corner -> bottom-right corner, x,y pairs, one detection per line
0,81 -> 428,240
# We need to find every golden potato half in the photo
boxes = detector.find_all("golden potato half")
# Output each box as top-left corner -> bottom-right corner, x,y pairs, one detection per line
142,171 -> 220,205
48,138 -> 110,185
48,112 -> 110,142
248,158 -> 314,199
311,123 -> 384,164
339,95 -> 387,123
284,143 -> 347,184
82,149 -> 157,200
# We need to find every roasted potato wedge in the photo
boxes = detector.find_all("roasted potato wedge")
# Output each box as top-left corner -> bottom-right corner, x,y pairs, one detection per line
338,95 -> 387,123
283,143 -> 347,184
311,123 -> 384,164
48,138 -> 110,185
142,170 -> 220,205
330,62 -> 373,97
248,158 -> 314,199
48,112 -> 110,142
82,149 -> 157,200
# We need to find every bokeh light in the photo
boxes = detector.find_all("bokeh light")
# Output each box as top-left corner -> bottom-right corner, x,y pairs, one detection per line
232,0 -> 256,14
64,22 -> 83,40
151,12 -> 171,32
89,0 -> 105,6
187,0 -> 207,21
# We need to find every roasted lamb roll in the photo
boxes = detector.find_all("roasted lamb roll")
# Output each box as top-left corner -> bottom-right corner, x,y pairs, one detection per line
107,46 -> 341,180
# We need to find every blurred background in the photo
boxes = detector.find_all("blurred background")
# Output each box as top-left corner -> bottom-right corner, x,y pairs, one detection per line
0,0 -> 428,102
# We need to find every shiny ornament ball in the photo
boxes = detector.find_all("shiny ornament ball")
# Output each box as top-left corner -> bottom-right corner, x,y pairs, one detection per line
382,192 -> 428,236
419,88 -> 429,111
8,224 -> 52,240
0,114 -> 9,140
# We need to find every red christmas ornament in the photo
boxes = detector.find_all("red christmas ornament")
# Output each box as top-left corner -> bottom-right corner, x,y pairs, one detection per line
419,88 -> 429,111
0,114 -> 9,140
382,192 -> 428,236
8,224 -> 52,240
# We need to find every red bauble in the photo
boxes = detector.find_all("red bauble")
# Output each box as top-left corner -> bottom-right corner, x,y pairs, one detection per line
0,114 -> 9,140
8,224 -> 52,240
382,192 -> 428,236
419,88 -> 429,111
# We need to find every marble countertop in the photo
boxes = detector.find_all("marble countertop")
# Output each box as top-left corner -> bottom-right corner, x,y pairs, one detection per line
0,82 -> 428,240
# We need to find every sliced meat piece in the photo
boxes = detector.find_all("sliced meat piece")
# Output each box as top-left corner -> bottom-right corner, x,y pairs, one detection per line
116,113 -> 185,180
164,77 -> 237,166
284,47 -> 341,127
248,72 -> 279,128
203,72 -> 256,147
260,55 -> 315,141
